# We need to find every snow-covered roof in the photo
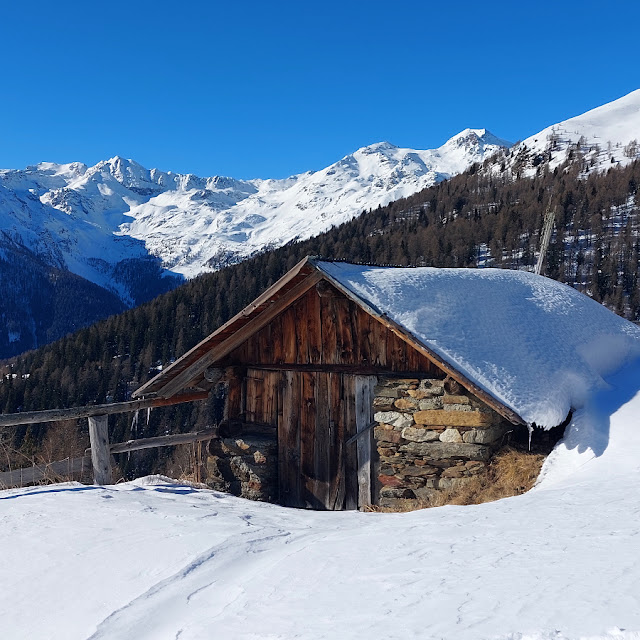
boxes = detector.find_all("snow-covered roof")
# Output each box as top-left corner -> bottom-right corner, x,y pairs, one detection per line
316,261 -> 640,427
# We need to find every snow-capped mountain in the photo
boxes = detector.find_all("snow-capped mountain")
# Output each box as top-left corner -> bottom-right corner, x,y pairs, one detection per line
0,129 -> 509,356
1,128 -> 510,286
498,88 -> 640,177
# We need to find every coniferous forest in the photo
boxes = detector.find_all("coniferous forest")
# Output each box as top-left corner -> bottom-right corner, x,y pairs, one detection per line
1,151 -> 639,476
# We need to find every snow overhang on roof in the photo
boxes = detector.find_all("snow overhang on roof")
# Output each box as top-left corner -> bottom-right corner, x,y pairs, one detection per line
314,260 -> 640,427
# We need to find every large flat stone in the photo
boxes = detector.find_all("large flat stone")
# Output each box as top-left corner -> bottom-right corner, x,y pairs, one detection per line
414,410 -> 494,427
401,426 -> 440,442
418,398 -> 443,410
443,395 -> 471,404
407,389 -> 440,399
462,425 -> 508,444
439,428 -> 462,443
394,397 -> 419,410
374,411 -> 413,429
399,441 -> 492,461
374,426 -> 403,444
374,387 -> 402,398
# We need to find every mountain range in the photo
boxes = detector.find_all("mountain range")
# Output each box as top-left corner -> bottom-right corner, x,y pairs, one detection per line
1,88 -> 639,358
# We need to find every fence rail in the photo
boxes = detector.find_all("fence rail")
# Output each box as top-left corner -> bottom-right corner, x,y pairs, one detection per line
0,392 -> 213,489
0,456 -> 91,489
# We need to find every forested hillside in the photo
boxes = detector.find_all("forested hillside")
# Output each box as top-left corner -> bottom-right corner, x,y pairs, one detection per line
2,151 -> 639,476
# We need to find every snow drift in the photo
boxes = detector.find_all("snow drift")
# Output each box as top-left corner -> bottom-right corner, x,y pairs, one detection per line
2,355 -> 640,639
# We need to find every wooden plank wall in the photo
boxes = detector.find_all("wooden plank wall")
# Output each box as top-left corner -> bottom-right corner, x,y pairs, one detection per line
354,376 -> 377,509
265,369 -> 361,510
225,283 -> 439,374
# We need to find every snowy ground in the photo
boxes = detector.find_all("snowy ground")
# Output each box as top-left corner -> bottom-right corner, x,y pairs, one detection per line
2,360 -> 640,639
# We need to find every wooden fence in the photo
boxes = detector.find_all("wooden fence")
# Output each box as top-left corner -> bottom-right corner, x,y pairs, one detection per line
0,391 -> 212,489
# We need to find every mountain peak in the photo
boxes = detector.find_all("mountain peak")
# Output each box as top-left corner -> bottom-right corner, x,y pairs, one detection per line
443,128 -> 512,150
359,141 -> 398,153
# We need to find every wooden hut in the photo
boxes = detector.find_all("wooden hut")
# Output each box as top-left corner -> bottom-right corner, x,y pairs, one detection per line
135,257 -> 548,510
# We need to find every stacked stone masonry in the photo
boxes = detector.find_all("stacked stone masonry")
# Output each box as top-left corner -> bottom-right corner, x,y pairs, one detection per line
206,433 -> 278,502
373,377 -> 512,509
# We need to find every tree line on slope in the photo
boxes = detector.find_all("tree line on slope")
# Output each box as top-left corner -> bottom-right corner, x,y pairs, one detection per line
1,152 -> 638,476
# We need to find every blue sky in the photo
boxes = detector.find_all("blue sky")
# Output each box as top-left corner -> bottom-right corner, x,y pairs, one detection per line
1,0 -> 639,179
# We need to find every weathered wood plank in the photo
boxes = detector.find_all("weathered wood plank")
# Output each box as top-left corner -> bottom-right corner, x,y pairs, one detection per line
0,456 -> 91,489
0,391 -> 210,429
109,428 -> 218,454
405,340 -> 421,372
263,371 -> 278,426
306,287 -> 323,364
281,306 -> 298,363
243,373 -> 254,423
343,375 -> 358,510
322,297 -> 339,365
271,308 -> 284,365
386,330 -> 402,370
334,297 -> 354,363
355,376 -> 376,509
349,299 -> 361,365
226,370 -> 244,420
88,414 -> 112,485
278,371 -> 300,507
261,323 -> 274,365
328,372 -> 346,510
300,372 -> 317,508
356,310 -> 372,366
370,317 -> 387,367
314,372 -> 330,508
245,322 -> 258,364
294,294 -> 309,365
247,370 -> 264,424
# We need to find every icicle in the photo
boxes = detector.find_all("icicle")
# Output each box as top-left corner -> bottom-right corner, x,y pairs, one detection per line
146,407 -> 152,426
131,409 -> 139,438
528,424 -> 533,451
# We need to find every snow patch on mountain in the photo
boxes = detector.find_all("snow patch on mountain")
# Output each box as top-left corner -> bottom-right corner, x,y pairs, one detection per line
499,88 -> 640,177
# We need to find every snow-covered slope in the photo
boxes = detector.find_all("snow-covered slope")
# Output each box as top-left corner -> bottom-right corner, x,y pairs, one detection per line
2,356 -> 640,640
0,129 -> 509,284
500,88 -> 640,176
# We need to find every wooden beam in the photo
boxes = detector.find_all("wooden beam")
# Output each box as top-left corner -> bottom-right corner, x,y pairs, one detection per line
0,391 -> 210,429
88,415 -> 112,485
109,427 -> 217,454
228,363 -> 445,376
0,456 -> 91,489
154,272 -> 323,399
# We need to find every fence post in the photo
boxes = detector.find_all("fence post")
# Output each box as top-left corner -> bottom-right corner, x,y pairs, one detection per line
88,414 -> 112,485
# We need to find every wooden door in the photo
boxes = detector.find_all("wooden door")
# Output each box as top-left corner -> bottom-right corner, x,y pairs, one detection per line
277,372 -> 376,510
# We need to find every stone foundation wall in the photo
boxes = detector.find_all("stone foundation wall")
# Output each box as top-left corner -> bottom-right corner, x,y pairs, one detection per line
373,377 -> 512,509
206,432 -> 278,502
